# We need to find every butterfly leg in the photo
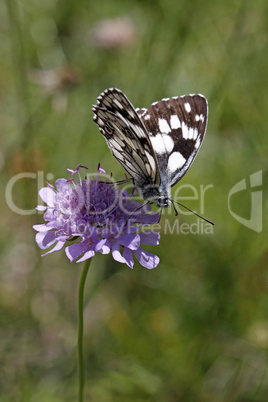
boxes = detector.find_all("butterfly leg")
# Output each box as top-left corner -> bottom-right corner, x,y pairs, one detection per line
124,200 -> 151,228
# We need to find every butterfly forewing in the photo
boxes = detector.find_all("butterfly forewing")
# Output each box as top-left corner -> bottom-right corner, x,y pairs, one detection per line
92,88 -> 160,187
138,94 -> 208,187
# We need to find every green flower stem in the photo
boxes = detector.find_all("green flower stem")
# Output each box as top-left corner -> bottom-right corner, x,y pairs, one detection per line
78,258 -> 92,402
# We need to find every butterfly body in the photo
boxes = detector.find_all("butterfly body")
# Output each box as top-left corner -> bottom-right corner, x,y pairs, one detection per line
92,88 -> 208,208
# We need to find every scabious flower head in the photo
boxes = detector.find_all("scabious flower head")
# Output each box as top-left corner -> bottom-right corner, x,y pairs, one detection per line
33,165 -> 160,269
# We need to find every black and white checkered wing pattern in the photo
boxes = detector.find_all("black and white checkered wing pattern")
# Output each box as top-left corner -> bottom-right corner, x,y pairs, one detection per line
137,95 -> 208,187
92,88 -> 160,187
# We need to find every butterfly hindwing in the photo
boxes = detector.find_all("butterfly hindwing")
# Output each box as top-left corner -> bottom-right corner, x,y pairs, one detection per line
92,88 -> 160,187
138,95 -> 208,187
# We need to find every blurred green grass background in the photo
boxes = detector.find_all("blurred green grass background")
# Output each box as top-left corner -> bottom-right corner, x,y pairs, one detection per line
1,0 -> 268,400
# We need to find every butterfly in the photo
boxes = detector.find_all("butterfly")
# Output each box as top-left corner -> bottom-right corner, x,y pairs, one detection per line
92,88 -> 211,221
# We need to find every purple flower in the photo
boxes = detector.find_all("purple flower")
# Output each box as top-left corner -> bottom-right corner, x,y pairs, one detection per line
33,165 -> 160,269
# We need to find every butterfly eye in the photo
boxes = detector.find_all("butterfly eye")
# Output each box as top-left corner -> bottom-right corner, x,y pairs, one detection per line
163,198 -> 169,207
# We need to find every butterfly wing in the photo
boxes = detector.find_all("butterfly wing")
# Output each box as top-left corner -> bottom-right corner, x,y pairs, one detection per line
92,88 -> 160,188
138,95 -> 208,187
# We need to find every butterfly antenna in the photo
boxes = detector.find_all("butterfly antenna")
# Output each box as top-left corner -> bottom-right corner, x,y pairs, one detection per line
170,200 -> 178,216
171,199 -> 214,225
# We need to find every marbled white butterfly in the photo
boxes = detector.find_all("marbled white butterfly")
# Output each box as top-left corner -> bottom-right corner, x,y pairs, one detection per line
92,88 -> 211,222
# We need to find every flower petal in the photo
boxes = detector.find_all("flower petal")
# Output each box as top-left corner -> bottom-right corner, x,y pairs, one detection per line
65,242 -> 87,262
33,223 -> 50,232
36,231 -> 57,249
119,233 -> 140,250
133,248 -> 160,269
43,240 -> 65,255
39,187 -> 56,207
95,239 -> 110,254
36,205 -> 47,211
54,178 -> 68,191
136,211 -> 160,224
122,247 -> 134,269
112,244 -> 127,264
98,244 -> 110,254
76,249 -> 95,263
139,231 -> 160,246
94,238 -> 106,251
